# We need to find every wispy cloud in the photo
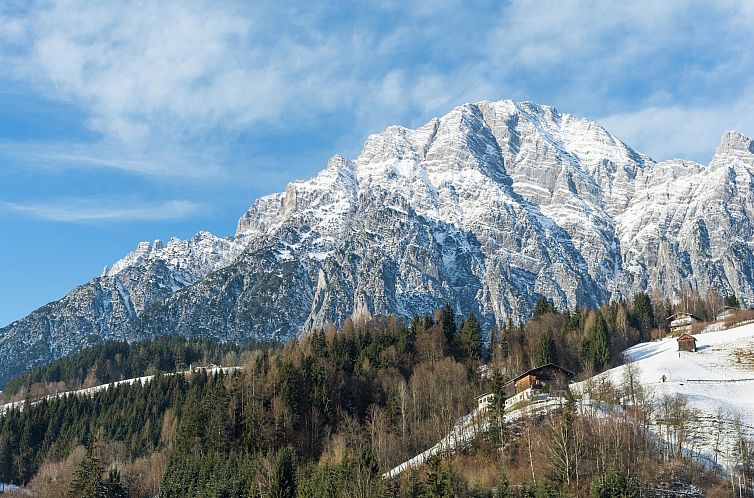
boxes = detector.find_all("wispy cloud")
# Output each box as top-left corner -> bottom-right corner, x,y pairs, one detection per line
0,140 -> 226,179
2,2 -> 351,140
0,197 -> 205,222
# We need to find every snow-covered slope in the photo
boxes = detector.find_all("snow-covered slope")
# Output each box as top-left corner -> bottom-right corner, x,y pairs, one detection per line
597,324 -> 754,425
581,323 -> 754,469
3,99 -> 754,385
0,231 -> 245,385
0,365 -> 241,415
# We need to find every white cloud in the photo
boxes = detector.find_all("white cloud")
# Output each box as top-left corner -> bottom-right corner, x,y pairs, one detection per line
0,197 -> 205,222
1,0 -> 754,174
599,92 -> 754,163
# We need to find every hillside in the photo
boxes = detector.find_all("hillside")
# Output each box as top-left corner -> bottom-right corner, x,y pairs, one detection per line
1,309 -> 749,496
581,322 -> 754,470
377,322 -> 754,495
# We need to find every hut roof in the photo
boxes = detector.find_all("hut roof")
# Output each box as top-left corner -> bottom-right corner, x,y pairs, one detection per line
667,312 -> 702,322
503,363 -> 575,386
677,333 -> 697,342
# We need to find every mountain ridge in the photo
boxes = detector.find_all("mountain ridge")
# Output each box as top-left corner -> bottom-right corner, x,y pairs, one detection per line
2,99 -> 754,385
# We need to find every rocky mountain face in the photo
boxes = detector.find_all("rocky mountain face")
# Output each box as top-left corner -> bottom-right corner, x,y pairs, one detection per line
3,100 -> 754,385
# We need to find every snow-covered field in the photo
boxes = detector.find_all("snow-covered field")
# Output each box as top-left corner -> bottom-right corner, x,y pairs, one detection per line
0,482 -> 30,495
590,323 -> 754,422
577,322 -> 754,469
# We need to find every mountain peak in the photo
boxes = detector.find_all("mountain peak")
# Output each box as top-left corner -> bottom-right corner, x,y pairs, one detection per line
718,130 -> 754,154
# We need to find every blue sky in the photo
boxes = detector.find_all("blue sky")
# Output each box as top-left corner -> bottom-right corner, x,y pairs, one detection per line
1,0 -> 753,327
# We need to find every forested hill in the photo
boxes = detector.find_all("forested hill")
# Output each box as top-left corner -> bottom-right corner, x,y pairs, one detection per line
1,336 -> 277,403
0,298 -> 732,496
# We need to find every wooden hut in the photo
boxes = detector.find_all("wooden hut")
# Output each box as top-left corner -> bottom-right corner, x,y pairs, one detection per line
667,312 -> 701,335
503,363 -> 574,397
716,306 -> 737,322
677,333 -> 697,352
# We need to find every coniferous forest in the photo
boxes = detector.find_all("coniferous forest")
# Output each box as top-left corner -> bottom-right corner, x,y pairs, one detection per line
0,295 -> 743,497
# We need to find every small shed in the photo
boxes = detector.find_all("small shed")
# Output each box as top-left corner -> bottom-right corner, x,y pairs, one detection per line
503,363 -> 574,397
667,312 -> 701,335
716,306 -> 737,322
677,333 -> 697,352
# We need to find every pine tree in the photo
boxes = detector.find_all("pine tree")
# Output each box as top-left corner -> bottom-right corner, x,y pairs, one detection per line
458,312 -> 482,362
399,318 -> 417,356
533,297 -> 556,319
496,469 -> 514,498
724,294 -> 741,308
631,293 -> 656,340
536,328 -> 558,366
439,304 -> 458,358
311,330 -> 327,357
68,452 -> 106,498
268,447 -> 297,498
590,468 -> 638,497
489,369 -> 508,450
103,468 -> 128,498
423,456 -> 455,498
590,311 -> 611,373
487,325 -> 499,363
0,434 -> 12,485
15,422 -> 32,485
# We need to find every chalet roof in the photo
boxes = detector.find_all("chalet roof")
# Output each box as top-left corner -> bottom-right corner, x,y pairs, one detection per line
667,312 -> 702,322
503,363 -> 575,386
676,333 -> 697,342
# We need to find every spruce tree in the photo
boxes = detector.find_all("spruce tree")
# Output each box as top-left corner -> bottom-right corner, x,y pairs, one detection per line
423,456 -> 455,498
536,328 -> 558,366
439,304 -> 458,358
68,452 -> 106,498
0,434 -> 11,485
631,293 -> 656,340
268,447 -> 297,498
489,369 -> 508,450
103,468 -> 128,498
311,330 -> 327,358
496,469 -> 514,498
487,325 -> 499,363
590,311 -> 611,373
459,312 -> 482,362
532,297 -> 555,319
724,294 -> 740,308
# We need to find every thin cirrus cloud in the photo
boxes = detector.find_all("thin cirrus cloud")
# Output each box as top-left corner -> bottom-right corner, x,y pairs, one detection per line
0,140 -> 227,179
0,198 -> 205,222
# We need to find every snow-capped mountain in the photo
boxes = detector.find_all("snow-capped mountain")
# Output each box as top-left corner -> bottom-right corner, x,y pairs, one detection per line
2,99 -> 754,385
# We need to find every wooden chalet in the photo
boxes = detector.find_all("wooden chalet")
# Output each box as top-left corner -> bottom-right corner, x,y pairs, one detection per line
503,363 -> 574,397
677,333 -> 697,352
667,312 -> 701,335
